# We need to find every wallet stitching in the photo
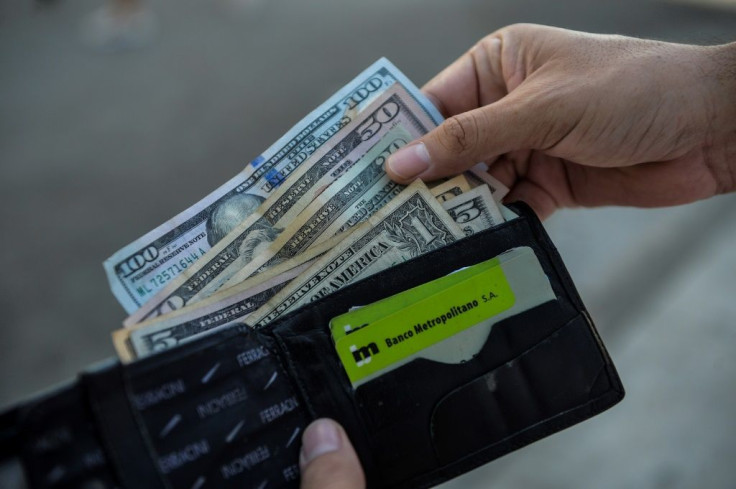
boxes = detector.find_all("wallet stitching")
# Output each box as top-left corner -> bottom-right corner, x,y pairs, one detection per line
580,311 -> 625,394
522,206 -> 585,311
271,328 -> 319,420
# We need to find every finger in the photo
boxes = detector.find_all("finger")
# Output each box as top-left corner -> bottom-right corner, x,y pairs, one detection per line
386,93 -> 548,183
503,180 -> 560,220
299,418 -> 365,489
422,35 -> 508,117
567,152 -> 717,208
502,151 -> 717,219
491,152 -> 566,220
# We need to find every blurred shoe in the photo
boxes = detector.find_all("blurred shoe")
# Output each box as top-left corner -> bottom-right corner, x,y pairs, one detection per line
80,2 -> 158,52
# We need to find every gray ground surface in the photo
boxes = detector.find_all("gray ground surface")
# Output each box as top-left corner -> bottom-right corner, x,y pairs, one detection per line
1,0 -> 735,487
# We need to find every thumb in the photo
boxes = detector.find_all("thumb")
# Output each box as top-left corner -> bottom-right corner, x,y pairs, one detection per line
386,96 -> 541,183
299,418 -> 365,489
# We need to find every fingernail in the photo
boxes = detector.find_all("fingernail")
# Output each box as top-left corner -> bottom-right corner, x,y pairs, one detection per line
388,142 -> 430,180
299,419 -> 341,469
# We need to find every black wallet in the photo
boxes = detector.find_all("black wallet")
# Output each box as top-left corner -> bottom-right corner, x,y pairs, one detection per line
0,202 -> 624,489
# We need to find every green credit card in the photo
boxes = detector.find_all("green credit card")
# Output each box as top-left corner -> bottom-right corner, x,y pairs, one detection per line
331,246 -> 556,386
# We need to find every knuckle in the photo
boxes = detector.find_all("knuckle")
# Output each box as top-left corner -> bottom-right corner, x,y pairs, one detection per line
438,115 -> 477,156
469,37 -> 488,57
506,22 -> 541,35
497,23 -> 527,40
476,35 -> 501,54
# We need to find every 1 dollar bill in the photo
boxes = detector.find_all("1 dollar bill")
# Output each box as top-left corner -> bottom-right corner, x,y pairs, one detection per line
247,180 -> 465,328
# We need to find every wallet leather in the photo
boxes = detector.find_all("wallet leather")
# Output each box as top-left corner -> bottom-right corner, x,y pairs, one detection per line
0,202 -> 625,489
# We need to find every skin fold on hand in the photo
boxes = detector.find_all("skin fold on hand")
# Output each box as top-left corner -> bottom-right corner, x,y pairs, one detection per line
387,24 -> 736,219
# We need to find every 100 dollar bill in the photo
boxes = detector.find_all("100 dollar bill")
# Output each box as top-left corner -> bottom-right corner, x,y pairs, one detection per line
104,58 -> 442,313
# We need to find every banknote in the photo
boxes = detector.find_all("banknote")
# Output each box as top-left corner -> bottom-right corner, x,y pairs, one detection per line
115,263 -> 296,361
219,124 -> 417,289
430,174 -> 472,203
113,231 -> 352,362
247,181 -> 465,328
124,83 -> 439,326
499,204 -> 519,221
295,171 -> 471,253
467,163 -> 509,201
441,184 -> 504,236
104,58 -> 443,313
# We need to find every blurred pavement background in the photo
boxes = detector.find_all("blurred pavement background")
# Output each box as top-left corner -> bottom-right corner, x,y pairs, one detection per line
1,0 -> 735,487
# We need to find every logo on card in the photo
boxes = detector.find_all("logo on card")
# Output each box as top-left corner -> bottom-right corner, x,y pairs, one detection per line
349,342 -> 380,367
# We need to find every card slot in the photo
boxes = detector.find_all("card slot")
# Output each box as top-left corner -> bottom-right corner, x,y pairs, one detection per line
345,311 -> 623,489
354,300 -> 571,431
350,300 -> 574,487
429,312 -> 622,467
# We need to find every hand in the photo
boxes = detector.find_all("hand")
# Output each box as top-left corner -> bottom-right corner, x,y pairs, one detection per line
299,418 -> 365,489
387,24 -> 736,218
